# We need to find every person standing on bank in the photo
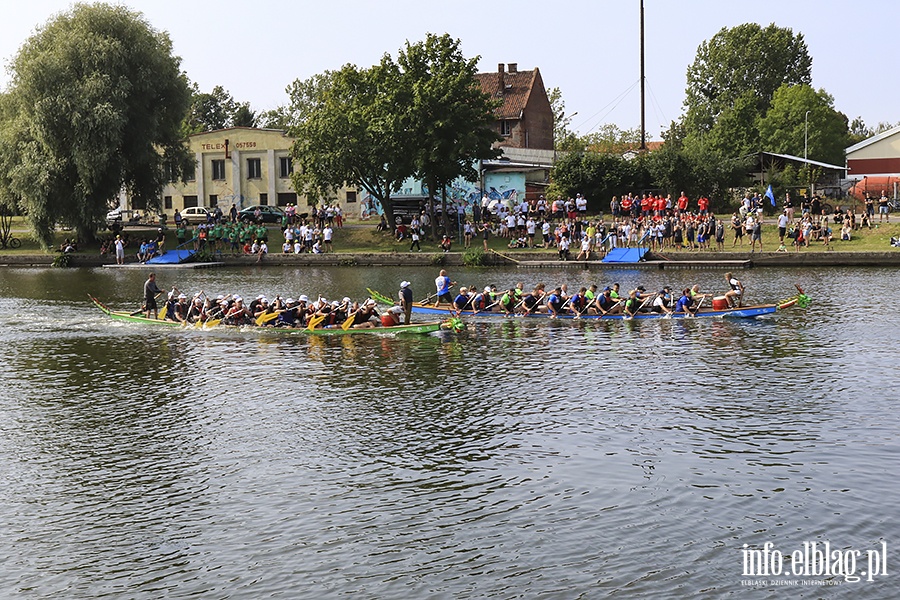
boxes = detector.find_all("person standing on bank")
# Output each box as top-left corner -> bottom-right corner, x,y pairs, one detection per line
399,280 -> 413,325
114,235 -> 126,265
143,272 -> 163,319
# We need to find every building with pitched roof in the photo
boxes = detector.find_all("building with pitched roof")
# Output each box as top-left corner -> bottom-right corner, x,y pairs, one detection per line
474,63 -> 553,151
845,126 -> 900,199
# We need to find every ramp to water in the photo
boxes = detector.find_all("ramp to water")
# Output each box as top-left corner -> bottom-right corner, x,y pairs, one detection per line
147,249 -> 195,264
601,248 -> 647,263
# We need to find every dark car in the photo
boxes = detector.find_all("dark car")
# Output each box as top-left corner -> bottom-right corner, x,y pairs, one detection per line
238,205 -> 285,224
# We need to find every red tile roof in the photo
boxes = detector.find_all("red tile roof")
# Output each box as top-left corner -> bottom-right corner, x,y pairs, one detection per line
474,67 -> 541,120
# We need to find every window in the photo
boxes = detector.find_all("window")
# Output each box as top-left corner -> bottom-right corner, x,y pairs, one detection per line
209,194 -> 218,207
211,160 -> 225,181
346,190 -> 357,203
259,193 -> 268,206
164,196 -> 173,210
500,120 -> 512,136
184,161 -> 196,182
183,195 -> 198,208
279,157 -> 293,178
247,157 -> 262,179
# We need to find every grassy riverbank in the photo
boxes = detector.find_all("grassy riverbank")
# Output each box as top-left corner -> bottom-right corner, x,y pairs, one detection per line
3,215 -> 900,257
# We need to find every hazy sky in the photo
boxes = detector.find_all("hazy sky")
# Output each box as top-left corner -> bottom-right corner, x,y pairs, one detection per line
2,0 -> 897,139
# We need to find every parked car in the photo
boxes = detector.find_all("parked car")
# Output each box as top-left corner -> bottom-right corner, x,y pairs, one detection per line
238,205 -> 285,224
180,207 -> 211,225
106,209 -> 144,228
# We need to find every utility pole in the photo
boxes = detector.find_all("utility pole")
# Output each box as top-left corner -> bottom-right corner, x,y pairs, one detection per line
640,0 -> 646,150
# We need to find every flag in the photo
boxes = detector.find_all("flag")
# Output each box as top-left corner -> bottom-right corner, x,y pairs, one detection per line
765,184 -> 776,207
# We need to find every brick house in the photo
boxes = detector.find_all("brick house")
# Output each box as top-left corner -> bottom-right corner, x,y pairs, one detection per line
474,63 -> 553,151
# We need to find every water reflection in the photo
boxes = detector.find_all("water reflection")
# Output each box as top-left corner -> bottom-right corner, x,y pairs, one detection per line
0,266 -> 897,598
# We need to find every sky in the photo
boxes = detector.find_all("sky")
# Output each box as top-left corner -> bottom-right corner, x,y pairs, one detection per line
1,0 -> 898,140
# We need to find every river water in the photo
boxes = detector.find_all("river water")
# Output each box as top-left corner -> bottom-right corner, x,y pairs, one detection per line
0,265 -> 896,598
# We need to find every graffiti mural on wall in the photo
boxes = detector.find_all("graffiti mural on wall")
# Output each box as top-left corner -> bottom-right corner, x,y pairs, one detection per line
361,173 -> 526,218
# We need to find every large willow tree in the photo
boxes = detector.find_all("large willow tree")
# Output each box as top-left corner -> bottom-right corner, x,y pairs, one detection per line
0,3 -> 192,247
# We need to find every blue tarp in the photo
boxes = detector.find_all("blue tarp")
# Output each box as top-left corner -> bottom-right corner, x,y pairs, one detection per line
146,249 -> 195,264
601,248 -> 647,263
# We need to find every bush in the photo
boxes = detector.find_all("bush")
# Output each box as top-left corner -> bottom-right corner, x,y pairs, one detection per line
462,248 -> 486,266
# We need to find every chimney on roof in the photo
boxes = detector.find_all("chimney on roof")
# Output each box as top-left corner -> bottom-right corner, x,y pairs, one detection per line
508,63 -> 517,73
497,63 -> 504,88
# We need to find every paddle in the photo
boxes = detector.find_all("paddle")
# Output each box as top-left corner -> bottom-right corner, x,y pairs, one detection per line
549,295 -> 572,319
600,299 -> 623,317
256,310 -> 280,326
474,299 -> 500,315
341,312 -> 356,330
132,292 -> 163,316
306,313 -> 327,330
690,295 -> 705,317
367,288 -> 395,306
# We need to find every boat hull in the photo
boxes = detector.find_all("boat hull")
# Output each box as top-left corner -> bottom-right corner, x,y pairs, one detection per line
91,296 -> 446,335
410,302 -> 778,320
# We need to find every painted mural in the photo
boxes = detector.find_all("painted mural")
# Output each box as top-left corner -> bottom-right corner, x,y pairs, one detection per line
360,172 -> 526,218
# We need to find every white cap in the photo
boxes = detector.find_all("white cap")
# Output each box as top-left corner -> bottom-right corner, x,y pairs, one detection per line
484,286 -> 491,293
365,298 -> 376,306
400,281 -> 410,288
342,297 -> 351,304
260,297 -> 268,303
178,293 -> 187,299
298,294 -> 309,302
285,298 -> 295,304
331,301 -> 339,307
256,294 -> 264,300
389,306 -> 403,314
234,296 -> 243,302
216,294 -> 224,300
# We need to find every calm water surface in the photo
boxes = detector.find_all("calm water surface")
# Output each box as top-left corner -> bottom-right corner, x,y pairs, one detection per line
0,265 -> 897,598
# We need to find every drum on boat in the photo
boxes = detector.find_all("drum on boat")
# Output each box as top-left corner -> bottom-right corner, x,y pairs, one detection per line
712,296 -> 729,311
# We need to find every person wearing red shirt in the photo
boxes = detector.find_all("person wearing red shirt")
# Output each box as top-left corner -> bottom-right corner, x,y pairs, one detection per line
655,195 -> 667,216
677,192 -> 689,215
698,196 -> 710,216
641,195 -> 652,217
621,195 -> 633,214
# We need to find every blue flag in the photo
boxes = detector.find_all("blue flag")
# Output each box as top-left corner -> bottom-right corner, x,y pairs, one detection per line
765,184 -> 776,207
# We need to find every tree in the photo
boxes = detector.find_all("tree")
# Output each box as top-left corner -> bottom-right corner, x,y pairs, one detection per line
258,106 -> 294,130
582,124 -> 644,155
288,61 -> 415,226
184,84 -> 256,133
683,23 -> 812,155
757,84 -> 850,167
0,3 -> 192,247
397,33 -> 500,233
289,35 -> 499,231
549,151 -> 651,211
549,87 -> 579,151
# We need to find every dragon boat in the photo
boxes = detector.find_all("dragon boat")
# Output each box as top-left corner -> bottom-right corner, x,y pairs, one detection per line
368,288 -> 809,321
90,296 -> 462,335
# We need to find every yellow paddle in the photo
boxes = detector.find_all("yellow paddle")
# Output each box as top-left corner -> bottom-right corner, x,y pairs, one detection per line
255,310 -> 280,326
158,303 -> 167,320
204,318 -> 221,328
306,313 -> 326,330
341,313 -> 355,330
